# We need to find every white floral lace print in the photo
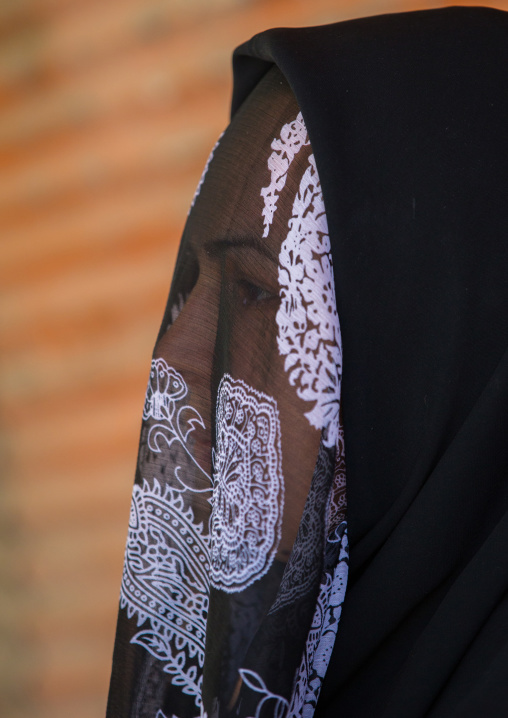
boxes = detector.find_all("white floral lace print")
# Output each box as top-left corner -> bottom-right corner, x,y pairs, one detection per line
288,524 -> 349,718
275,147 -> 342,449
211,374 -> 284,593
120,359 -> 286,709
120,358 -> 212,708
110,72 -> 349,718
261,112 -> 309,238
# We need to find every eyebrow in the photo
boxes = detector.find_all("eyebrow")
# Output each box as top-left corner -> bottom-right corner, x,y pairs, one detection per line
203,236 -> 277,263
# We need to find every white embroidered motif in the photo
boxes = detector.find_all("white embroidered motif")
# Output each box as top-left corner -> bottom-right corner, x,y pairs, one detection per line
121,358 -> 212,708
143,358 -> 211,490
189,131 -> 225,211
210,375 -> 284,593
288,524 -> 349,718
261,112 -> 309,238
239,668 -> 289,718
276,152 -> 342,448
121,481 -> 209,703
144,358 -> 188,422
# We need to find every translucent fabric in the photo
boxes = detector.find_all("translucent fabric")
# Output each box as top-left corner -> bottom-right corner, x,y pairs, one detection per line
107,66 -> 347,718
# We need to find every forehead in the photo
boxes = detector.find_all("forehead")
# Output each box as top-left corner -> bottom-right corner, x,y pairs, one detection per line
186,66 -> 306,248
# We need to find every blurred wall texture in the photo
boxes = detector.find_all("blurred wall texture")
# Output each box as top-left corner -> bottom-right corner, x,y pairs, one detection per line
1,0 -> 506,716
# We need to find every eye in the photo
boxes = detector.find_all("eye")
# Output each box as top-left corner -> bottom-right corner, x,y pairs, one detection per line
238,279 -> 276,305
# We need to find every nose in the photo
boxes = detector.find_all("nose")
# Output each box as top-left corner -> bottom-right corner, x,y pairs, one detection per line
153,275 -> 220,477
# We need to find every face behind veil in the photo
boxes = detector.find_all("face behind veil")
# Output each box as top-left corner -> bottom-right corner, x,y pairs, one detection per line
107,66 -> 347,718
108,7 -> 508,718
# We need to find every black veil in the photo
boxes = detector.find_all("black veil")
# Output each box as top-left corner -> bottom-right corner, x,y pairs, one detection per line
108,7 -> 508,717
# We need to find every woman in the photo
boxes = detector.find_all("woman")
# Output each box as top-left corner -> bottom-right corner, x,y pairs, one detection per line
108,7 -> 508,717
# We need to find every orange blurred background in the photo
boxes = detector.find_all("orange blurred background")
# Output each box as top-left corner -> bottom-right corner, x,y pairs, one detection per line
1,1 -> 506,716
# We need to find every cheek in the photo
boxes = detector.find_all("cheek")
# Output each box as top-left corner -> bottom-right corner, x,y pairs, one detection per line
226,299 -> 322,558
154,276 -> 221,479
226,300 -> 281,388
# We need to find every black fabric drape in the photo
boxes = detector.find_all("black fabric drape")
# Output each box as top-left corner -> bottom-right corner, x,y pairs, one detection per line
232,7 -> 508,717
107,66 -> 348,718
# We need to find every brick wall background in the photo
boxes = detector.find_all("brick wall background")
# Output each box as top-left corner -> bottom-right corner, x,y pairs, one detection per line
1,1 -> 506,716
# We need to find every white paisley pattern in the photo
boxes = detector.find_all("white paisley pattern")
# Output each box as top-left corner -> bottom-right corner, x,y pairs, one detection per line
210,374 -> 284,593
288,524 -> 349,718
121,481 -> 209,703
116,108 -> 349,717
276,149 -> 342,449
261,112 -> 309,237
121,360 -> 286,708
121,358 -> 212,708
